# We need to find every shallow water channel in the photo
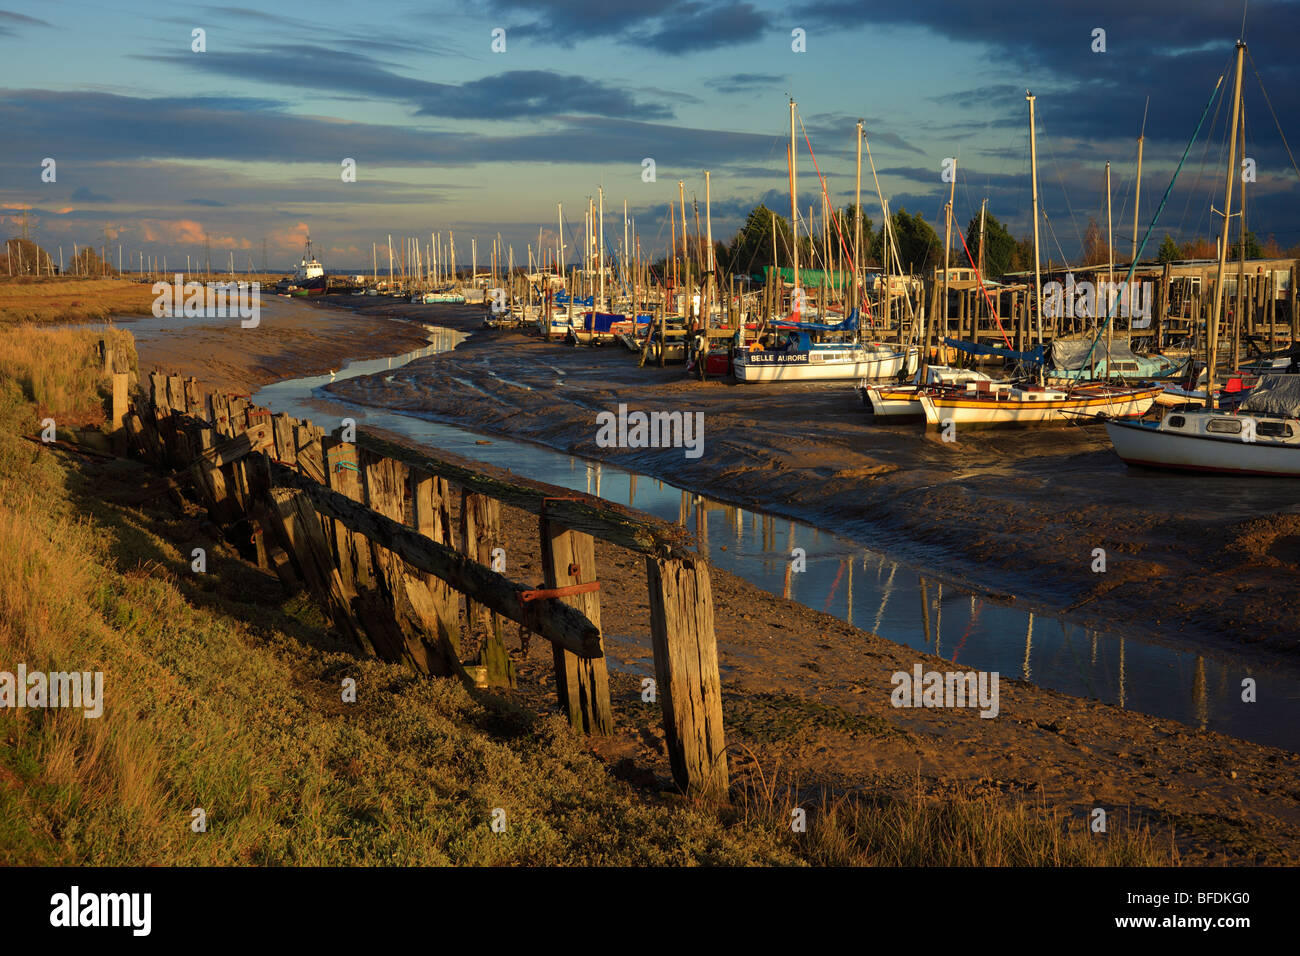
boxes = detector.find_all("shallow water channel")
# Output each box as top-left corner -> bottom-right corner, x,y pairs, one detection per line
250,322 -> 1299,753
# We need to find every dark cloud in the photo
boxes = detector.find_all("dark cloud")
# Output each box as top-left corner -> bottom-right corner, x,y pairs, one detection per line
72,186 -> 111,202
0,9 -> 51,37
484,0 -> 768,53
184,198 -> 227,207
136,43 -> 672,120
711,72 -> 783,95
0,89 -> 771,169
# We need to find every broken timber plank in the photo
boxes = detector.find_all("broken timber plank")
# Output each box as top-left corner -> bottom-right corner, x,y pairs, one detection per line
270,464 -> 602,658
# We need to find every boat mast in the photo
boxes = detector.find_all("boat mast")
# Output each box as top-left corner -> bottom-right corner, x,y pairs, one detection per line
599,186 -> 605,313
1027,91 -> 1044,350
979,197 -> 987,341
790,98 -> 799,314
705,169 -> 714,328
854,120 -> 863,323
678,181 -> 689,324
1233,108 -> 1247,374
1208,40 -> 1246,410
557,204 -> 565,278
1131,99 -> 1147,268
1106,160 -> 1114,369
941,155 -> 956,362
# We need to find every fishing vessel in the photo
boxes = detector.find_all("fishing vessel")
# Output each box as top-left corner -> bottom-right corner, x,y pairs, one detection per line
1106,375 -> 1300,475
280,235 -> 327,295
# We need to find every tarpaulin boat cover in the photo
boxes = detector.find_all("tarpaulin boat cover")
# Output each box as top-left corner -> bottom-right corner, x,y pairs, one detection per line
773,309 -> 860,333
1048,335 -> 1146,370
1240,374 -> 1300,417
941,338 -> 1048,365
556,292 -> 594,306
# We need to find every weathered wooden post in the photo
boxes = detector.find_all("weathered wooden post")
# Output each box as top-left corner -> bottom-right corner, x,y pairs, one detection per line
263,487 -> 363,648
362,450 -> 447,675
540,514 -> 612,733
645,553 -> 728,801
412,469 -> 471,679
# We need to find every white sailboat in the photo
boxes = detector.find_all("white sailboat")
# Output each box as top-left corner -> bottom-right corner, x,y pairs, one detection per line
1106,384 -> 1300,476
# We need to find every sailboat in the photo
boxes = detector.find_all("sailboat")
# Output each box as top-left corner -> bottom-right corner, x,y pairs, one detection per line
908,92 -> 1163,427
1105,40 -> 1300,476
735,101 -> 916,384
1107,374 -> 1300,475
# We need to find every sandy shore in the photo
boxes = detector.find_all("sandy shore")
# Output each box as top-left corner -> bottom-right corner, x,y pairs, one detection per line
134,294 -> 1300,863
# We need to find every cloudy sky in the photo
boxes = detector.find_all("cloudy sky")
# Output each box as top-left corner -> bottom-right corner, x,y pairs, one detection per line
2,1 -> 1298,272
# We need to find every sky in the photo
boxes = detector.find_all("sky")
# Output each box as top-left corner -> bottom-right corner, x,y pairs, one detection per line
2,0 -> 1299,273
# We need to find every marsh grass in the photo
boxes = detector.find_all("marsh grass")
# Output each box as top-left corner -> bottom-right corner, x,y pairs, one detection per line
0,277 -> 156,325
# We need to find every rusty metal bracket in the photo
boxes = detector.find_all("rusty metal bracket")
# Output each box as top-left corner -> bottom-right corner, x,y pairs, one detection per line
520,581 -> 601,602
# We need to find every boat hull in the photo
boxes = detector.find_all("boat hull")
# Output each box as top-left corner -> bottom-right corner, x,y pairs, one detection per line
920,386 -> 1162,426
860,385 -> 923,419
1105,419 -> 1300,476
736,346 -> 914,383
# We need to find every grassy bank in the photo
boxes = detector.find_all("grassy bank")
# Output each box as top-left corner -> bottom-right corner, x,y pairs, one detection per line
0,327 -> 1174,865
0,276 -> 156,325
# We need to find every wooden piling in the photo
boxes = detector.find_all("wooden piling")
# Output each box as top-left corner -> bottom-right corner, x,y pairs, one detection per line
644,554 -> 728,800
540,517 -> 611,733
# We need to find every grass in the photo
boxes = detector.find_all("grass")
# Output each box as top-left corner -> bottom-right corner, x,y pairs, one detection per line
0,324 -> 137,423
0,276 -> 157,325
0,329 -> 1178,866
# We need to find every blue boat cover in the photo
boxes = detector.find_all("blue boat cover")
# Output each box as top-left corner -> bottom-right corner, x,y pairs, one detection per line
941,337 -> 1047,365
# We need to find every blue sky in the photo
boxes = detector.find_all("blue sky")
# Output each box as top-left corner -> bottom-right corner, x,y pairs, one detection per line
3,1 -> 1299,272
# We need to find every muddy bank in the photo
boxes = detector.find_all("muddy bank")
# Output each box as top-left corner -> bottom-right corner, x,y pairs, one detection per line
124,293 -> 435,395
324,317 -> 1300,666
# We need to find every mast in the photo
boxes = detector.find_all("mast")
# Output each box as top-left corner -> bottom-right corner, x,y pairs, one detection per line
678,181 -> 689,323
854,120 -> 863,318
1208,40 -> 1246,410
705,170 -> 714,328
669,202 -> 678,301
789,98 -> 800,310
557,204 -> 565,276
598,186 -> 605,313
978,197 -> 987,339
1027,91 -> 1044,349
882,198 -> 891,342
941,156 -> 956,360
1132,100 -> 1147,267
1106,160 -> 1114,365
1233,104 -> 1247,374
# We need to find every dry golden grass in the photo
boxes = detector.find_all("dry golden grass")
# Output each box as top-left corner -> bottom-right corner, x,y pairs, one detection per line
0,325 -> 136,422
0,276 -> 157,325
